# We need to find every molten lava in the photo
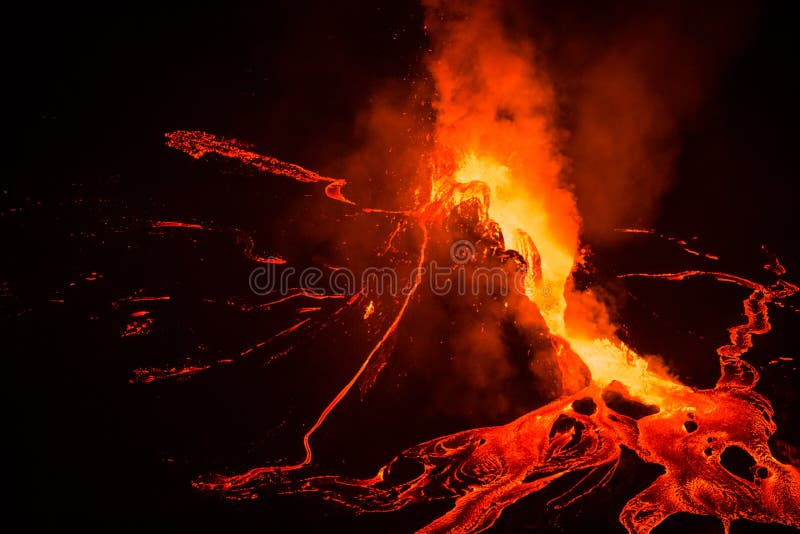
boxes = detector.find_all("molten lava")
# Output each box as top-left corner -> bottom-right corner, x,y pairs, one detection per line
164,128 -> 800,533
145,2 -> 800,532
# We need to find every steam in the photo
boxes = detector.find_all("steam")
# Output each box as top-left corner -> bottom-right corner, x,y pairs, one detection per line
423,0 -> 580,335
553,2 -> 755,241
320,0 -> 757,403
416,0 -> 759,396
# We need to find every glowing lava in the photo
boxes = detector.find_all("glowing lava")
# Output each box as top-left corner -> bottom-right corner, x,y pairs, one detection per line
163,127 -> 800,533
149,1 -> 800,532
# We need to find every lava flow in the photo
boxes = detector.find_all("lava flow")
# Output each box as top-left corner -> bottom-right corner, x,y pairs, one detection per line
167,133 -> 800,532
148,2 -> 800,533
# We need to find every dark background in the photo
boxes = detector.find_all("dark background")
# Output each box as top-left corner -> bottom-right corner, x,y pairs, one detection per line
4,1 -> 799,532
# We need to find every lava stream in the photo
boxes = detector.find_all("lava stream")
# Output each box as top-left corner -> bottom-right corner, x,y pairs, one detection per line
164,131 -> 800,533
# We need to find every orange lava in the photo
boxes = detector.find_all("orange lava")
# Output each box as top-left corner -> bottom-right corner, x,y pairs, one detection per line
165,130 -> 800,532
164,130 -> 354,205
156,2 -> 800,531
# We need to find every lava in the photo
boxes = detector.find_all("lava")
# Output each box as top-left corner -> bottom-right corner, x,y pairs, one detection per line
164,128 -> 800,532
616,227 -> 721,261
143,2 -> 800,532
164,130 -> 354,205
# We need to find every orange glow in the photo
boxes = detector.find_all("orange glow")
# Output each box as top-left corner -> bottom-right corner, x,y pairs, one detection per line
158,1 -> 800,530
166,122 -> 800,531
450,154 -> 574,333
421,0 -> 680,408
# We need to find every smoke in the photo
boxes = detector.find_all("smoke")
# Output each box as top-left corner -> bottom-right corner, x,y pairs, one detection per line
414,1 -> 758,395
315,1 -> 756,405
421,0 -> 754,242
423,0 -> 581,337
423,0 -> 579,248
330,83 -> 435,210
545,1 -> 756,241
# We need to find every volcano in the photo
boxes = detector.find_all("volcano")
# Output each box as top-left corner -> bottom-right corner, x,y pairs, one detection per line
6,1 -> 800,533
